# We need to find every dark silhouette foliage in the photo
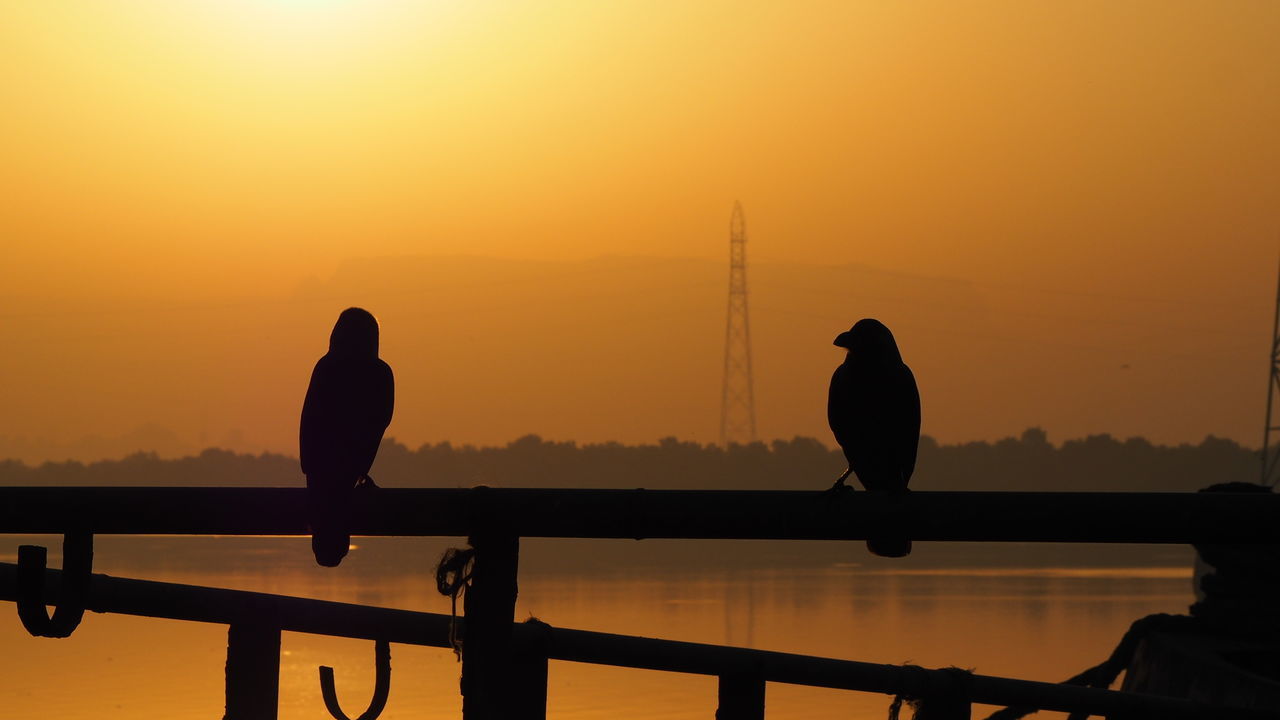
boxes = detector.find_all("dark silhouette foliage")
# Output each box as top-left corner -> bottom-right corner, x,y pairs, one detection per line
0,429 -> 1258,493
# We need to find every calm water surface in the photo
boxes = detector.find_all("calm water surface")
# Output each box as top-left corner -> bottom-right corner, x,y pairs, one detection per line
0,538 -> 1194,719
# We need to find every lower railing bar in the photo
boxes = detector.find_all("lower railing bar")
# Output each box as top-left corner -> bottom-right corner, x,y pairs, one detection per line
0,563 -> 1271,720
0,562 -> 453,646
538,625 -> 1225,719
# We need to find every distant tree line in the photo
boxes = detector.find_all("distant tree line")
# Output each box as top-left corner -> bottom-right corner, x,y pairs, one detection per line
0,428 -> 1258,492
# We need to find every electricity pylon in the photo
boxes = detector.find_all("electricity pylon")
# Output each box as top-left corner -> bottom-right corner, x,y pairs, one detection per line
1262,258 -> 1280,487
720,201 -> 758,446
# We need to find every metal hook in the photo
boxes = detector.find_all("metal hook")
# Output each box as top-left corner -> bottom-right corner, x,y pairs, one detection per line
16,531 -> 94,638
319,639 -> 391,720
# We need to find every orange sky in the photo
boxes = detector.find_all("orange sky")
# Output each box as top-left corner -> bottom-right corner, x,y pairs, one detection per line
2,1 -> 1279,462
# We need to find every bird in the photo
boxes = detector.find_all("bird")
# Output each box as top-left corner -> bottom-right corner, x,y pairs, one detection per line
300,307 -> 395,567
827,318 -> 920,558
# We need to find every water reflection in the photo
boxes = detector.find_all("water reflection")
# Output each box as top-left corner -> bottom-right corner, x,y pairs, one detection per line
0,538 -> 1192,719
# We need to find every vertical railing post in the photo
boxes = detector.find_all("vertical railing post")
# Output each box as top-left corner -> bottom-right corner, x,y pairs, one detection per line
716,672 -> 765,720
224,623 -> 281,720
510,618 -> 551,720
460,532 -> 520,720
914,668 -> 972,720
915,699 -> 971,720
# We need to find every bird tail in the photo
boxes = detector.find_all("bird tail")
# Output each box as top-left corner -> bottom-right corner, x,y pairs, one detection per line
866,537 -> 911,558
307,478 -> 352,567
865,472 -> 913,558
312,531 -> 350,568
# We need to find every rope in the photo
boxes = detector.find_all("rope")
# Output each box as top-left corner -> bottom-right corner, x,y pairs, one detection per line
887,694 -> 906,720
435,546 -> 476,660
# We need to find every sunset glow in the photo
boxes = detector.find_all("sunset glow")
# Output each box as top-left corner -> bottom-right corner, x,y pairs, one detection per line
2,4 -> 1276,717
2,1 -> 1278,460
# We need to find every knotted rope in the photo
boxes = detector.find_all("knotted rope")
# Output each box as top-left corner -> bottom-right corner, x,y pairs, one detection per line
435,546 -> 476,660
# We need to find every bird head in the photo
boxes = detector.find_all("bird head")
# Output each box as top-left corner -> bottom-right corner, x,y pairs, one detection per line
329,307 -> 380,358
833,318 -> 902,363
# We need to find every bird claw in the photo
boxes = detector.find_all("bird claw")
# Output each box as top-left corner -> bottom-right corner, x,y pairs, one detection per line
824,480 -> 855,496
355,475 -> 379,491
825,467 -> 855,496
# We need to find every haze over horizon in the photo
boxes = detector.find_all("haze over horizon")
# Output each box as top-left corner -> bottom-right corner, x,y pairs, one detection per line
0,251 -> 1272,464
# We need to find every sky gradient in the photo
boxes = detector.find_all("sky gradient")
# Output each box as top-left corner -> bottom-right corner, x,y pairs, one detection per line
2,1 -> 1279,461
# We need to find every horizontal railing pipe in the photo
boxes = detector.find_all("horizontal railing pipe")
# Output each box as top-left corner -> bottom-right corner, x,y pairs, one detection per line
0,486 -> 1276,543
0,563 -> 1273,719
0,562 -> 454,646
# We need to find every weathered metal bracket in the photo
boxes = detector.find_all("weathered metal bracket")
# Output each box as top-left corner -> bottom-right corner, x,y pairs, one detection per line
319,639 -> 391,720
16,531 -> 93,638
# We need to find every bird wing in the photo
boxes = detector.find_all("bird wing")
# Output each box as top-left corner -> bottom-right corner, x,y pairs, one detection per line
300,356 -> 395,479
829,362 -> 884,486
896,363 -> 921,486
354,359 -> 395,477
829,360 -> 919,492
827,364 -> 856,451
300,356 -> 337,477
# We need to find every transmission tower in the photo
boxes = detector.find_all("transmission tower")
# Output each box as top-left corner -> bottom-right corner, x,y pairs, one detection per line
1262,258 -> 1280,487
720,201 -> 758,446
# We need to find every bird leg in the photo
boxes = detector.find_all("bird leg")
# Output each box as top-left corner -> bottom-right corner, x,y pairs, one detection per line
826,467 -> 854,494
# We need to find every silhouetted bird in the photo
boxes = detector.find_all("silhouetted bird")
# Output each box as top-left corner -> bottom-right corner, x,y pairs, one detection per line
301,308 -> 395,567
828,318 -> 920,558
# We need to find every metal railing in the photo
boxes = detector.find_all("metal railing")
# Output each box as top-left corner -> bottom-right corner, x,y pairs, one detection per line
1,561 -> 1266,720
3,485 -> 1277,719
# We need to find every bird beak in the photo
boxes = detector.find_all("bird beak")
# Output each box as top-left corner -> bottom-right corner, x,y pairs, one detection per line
833,331 -> 853,348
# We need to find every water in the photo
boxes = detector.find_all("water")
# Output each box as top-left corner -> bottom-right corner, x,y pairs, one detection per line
0,537 -> 1194,719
